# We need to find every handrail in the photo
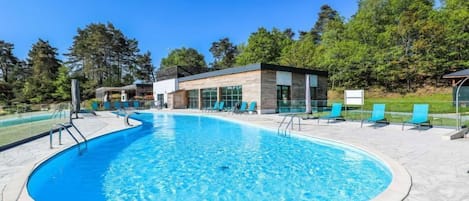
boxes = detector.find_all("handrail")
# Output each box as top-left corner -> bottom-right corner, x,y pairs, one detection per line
277,115 -> 290,134
49,122 -> 88,154
124,111 -> 140,126
277,114 -> 301,137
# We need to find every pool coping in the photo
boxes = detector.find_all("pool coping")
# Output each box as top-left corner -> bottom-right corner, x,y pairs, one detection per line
4,111 -> 410,201
2,113 -> 143,201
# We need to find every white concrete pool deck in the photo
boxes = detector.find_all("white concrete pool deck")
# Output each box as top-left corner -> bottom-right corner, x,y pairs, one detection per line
1,110 -> 469,201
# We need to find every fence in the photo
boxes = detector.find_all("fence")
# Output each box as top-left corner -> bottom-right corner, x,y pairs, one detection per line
0,103 -> 70,150
278,99 -> 468,129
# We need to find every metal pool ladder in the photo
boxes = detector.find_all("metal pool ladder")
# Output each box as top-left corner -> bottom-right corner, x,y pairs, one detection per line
49,122 -> 88,154
277,114 -> 301,137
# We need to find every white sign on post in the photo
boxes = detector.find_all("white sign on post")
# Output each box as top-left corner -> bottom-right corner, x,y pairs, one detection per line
344,90 -> 364,105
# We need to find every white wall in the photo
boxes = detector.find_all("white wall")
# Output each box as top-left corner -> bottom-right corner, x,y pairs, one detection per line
153,79 -> 178,104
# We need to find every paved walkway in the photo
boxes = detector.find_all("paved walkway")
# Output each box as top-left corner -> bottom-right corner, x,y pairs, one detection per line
1,110 -> 469,200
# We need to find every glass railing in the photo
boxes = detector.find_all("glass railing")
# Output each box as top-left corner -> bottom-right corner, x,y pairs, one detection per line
83,100 -> 160,111
0,103 -> 70,150
277,99 -> 468,129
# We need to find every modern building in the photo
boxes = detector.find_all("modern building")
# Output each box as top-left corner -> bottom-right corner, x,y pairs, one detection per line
95,83 -> 153,102
154,63 -> 328,114
153,66 -> 211,107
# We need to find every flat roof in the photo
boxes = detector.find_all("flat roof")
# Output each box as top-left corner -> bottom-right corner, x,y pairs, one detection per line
178,63 -> 328,82
442,69 -> 469,79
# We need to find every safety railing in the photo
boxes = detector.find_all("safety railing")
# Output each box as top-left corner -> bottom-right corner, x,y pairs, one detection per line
278,114 -> 301,137
49,121 -> 88,155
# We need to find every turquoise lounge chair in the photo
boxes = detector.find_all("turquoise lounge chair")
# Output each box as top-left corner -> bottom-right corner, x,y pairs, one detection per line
318,103 -> 344,124
361,104 -> 388,128
402,104 -> 432,130
133,101 -> 140,109
91,101 -> 99,111
103,102 -> 111,110
247,101 -> 257,114
113,101 -> 121,110
234,101 -> 247,114
207,101 -> 219,112
123,101 -> 129,109
218,101 -> 225,111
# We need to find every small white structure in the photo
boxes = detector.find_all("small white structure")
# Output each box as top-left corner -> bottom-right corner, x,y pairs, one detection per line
121,90 -> 127,102
153,78 -> 178,106
344,90 -> 364,106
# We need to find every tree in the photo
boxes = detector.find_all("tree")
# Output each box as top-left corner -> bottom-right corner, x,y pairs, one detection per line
135,51 -> 155,82
280,33 -> 317,68
0,40 -> 18,83
23,39 -> 61,103
160,47 -> 207,68
440,0 -> 469,70
53,66 -> 71,101
9,61 -> 31,103
236,27 -> 293,65
0,40 -> 20,104
209,38 -> 238,68
67,22 -> 141,95
309,4 -> 340,44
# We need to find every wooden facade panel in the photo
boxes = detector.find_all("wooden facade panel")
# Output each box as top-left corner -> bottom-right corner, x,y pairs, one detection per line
176,67 -> 328,114
291,73 -> 305,100
260,70 -> 277,112
179,71 -> 261,110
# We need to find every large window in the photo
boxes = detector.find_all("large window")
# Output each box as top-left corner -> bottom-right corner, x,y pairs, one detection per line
221,86 -> 242,110
277,85 -> 291,113
202,88 -> 217,109
188,90 -> 199,109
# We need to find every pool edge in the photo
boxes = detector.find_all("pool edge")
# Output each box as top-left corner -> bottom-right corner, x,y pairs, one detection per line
3,112 -> 143,201
6,111 -> 411,201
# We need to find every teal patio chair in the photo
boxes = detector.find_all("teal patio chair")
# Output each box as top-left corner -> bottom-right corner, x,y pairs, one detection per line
133,101 -> 140,109
217,101 -> 225,112
113,101 -> 121,110
402,104 -> 431,130
361,104 -> 388,128
247,101 -> 257,114
318,103 -> 344,124
122,101 -> 129,109
234,101 -> 248,114
91,101 -> 99,111
103,102 -> 111,110
207,101 -> 219,112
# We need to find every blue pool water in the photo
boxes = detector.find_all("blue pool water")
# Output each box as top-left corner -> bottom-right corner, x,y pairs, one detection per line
28,113 -> 392,201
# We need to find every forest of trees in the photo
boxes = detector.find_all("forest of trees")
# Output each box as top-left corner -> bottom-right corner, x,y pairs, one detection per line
0,0 -> 467,104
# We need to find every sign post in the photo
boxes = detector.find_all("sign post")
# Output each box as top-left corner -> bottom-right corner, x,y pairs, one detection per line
344,90 -> 365,119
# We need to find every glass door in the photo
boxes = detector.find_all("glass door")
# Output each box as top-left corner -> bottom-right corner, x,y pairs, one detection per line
157,94 -> 164,108
276,85 -> 291,113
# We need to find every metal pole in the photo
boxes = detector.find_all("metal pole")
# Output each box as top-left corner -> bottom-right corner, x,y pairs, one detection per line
455,77 -> 469,131
305,74 -> 312,114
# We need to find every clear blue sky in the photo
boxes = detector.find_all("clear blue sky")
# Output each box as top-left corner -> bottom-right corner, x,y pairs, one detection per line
0,0 -> 358,68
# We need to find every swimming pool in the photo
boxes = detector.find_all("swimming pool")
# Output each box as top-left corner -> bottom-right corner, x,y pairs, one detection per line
28,113 -> 392,200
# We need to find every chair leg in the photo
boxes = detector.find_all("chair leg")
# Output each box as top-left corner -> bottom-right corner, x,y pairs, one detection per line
402,122 -> 405,131
361,120 -> 364,128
